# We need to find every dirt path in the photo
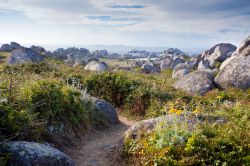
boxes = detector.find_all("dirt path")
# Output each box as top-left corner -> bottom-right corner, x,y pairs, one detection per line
68,115 -> 135,166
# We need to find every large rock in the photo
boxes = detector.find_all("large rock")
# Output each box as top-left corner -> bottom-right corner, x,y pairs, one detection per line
205,43 -> 237,67
1,141 -> 75,166
141,63 -> 160,74
198,59 -> 211,70
214,36 -> 250,89
219,55 -> 237,70
171,58 -> 185,69
208,43 -> 237,57
124,117 -> 163,140
124,114 -> 225,140
160,57 -> 173,70
7,48 -> 44,65
174,70 -> 215,95
91,98 -> 119,124
84,61 -> 108,72
172,63 -> 191,78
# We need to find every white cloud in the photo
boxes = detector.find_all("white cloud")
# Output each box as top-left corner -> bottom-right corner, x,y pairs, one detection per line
0,0 -> 249,49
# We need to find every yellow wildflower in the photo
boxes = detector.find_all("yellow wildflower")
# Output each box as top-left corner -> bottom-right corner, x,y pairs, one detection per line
168,107 -> 176,114
139,149 -> 144,155
193,108 -> 200,114
176,110 -> 182,115
216,95 -> 223,100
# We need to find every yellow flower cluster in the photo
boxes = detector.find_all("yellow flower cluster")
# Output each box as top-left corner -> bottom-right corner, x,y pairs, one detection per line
168,107 -> 183,115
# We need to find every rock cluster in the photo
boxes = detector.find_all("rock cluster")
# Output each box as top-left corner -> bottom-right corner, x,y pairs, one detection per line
215,36 -> 250,89
0,42 -> 21,52
173,36 -> 250,94
164,48 -> 183,55
7,47 -> 44,65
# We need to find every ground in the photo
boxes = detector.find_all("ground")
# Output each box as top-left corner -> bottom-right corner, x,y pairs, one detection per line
68,115 -> 135,166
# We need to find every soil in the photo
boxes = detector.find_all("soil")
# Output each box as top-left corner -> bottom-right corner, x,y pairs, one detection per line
67,115 -> 135,166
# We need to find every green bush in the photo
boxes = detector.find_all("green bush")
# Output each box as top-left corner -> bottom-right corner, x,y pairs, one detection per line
0,105 -> 43,141
19,80 -> 64,122
18,79 -> 95,127
85,72 -> 139,107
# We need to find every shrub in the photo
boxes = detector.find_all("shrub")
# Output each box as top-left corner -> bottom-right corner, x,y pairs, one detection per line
125,86 -> 152,116
0,104 -> 44,141
19,80 -> 64,122
85,72 -> 139,107
18,79 -> 95,128
124,103 -> 250,166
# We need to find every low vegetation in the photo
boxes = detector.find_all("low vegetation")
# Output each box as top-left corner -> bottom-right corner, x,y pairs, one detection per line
0,52 -> 249,165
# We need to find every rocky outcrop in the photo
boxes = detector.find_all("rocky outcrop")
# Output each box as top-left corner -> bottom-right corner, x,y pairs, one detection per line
0,42 -> 22,52
141,63 -> 160,74
84,61 -> 108,72
30,45 -> 46,53
1,141 -> 75,166
171,58 -> 185,69
172,63 -> 191,78
7,48 -> 44,65
160,57 -> 173,70
91,98 -> 119,124
215,36 -> 250,89
53,47 -> 91,60
174,70 -> 215,95
164,48 -> 183,55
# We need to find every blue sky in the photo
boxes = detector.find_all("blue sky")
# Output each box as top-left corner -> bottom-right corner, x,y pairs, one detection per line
0,0 -> 249,51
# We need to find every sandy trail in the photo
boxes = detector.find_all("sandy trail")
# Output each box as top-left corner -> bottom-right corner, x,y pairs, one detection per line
68,116 -> 135,166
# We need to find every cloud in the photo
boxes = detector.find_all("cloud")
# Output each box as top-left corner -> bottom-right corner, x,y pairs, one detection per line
107,5 -> 146,9
0,0 -> 249,33
0,0 -> 249,48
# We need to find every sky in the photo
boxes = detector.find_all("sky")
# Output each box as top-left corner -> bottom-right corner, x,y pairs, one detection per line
0,0 -> 250,52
